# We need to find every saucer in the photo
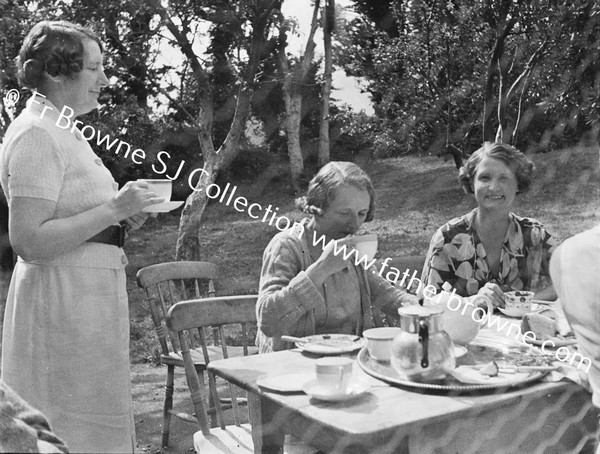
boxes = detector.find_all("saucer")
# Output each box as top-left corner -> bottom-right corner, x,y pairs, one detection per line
256,373 -> 312,393
498,303 -> 540,318
453,345 -> 468,358
143,201 -> 184,213
302,378 -> 370,402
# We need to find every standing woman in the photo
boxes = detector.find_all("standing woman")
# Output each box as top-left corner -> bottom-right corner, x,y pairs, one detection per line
0,21 -> 163,452
422,142 -> 556,307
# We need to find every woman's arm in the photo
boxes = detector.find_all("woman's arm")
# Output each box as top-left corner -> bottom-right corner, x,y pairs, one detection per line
422,228 -> 457,292
257,238 -> 324,337
10,182 -> 161,261
257,235 -> 354,337
367,271 -> 418,319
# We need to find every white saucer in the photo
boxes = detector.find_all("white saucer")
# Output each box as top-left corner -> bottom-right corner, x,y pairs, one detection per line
302,378 -> 370,402
256,373 -> 312,393
498,303 -> 540,318
143,201 -> 184,213
454,345 -> 468,358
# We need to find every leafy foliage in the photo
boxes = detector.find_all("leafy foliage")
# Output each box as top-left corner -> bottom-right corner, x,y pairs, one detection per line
337,0 -> 600,158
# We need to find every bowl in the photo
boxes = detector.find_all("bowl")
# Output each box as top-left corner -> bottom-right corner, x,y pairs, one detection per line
362,327 -> 402,361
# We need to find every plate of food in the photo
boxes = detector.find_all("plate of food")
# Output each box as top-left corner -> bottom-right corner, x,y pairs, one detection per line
281,334 -> 367,355
356,336 -> 552,392
520,311 -> 577,347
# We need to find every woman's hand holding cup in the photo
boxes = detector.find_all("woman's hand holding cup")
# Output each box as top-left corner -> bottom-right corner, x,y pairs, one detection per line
107,181 -> 165,222
306,236 -> 351,286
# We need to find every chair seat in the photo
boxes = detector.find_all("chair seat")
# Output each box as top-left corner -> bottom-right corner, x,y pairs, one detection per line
161,345 -> 259,369
194,424 -> 254,453
193,427 -> 318,454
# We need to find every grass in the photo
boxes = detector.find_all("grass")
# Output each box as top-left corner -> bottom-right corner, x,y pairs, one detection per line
125,144 -> 599,364
0,144 -> 597,453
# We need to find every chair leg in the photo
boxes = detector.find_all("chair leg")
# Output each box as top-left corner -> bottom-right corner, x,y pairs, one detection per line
162,365 -> 175,448
201,370 -> 217,427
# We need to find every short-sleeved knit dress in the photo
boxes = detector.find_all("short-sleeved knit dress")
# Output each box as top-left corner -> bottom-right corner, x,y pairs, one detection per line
0,94 -> 135,453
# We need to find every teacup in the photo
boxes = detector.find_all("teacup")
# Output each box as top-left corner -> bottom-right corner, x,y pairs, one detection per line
344,234 -> 378,261
137,179 -> 172,201
315,357 -> 353,393
363,327 -> 402,361
504,291 -> 534,312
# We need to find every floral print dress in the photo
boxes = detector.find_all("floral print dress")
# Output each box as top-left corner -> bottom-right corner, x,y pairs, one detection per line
422,209 -> 555,297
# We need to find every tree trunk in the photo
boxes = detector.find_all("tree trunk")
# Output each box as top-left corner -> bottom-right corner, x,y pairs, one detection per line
278,0 -> 320,192
148,0 -> 280,260
318,0 -> 333,168
482,10 -> 516,141
282,75 -> 305,193
175,158 -> 216,261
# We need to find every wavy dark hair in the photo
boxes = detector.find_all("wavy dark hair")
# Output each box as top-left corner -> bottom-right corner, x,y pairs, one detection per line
17,21 -> 103,90
295,161 -> 376,222
458,142 -> 535,195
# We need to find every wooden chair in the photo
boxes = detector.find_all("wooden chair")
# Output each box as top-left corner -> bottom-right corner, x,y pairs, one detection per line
136,261 -> 257,448
166,296 -> 315,454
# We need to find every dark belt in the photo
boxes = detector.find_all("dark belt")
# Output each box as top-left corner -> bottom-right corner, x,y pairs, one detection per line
86,224 -> 126,248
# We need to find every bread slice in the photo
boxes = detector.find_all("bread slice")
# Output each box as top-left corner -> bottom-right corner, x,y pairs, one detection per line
521,313 -> 557,340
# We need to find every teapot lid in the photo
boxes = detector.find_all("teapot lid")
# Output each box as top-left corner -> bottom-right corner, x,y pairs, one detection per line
398,305 -> 446,333
398,305 -> 444,318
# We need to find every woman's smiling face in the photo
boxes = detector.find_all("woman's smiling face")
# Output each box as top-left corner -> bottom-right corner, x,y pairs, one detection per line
58,39 -> 108,116
315,184 -> 371,240
473,156 -> 518,213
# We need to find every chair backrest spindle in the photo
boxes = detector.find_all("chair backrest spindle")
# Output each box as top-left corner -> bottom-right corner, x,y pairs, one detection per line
166,295 -> 258,431
136,261 -> 220,356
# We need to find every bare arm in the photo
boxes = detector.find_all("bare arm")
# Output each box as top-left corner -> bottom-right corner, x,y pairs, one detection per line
10,181 -> 162,261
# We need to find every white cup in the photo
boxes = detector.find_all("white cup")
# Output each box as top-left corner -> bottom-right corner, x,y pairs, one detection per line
344,234 -> 378,261
315,357 -> 353,393
137,179 -> 172,201
363,327 -> 402,361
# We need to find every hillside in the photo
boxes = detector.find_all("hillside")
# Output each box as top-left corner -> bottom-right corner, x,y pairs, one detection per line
124,145 -> 599,361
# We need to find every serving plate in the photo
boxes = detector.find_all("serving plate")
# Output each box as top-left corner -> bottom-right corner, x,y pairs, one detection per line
356,338 -> 550,392
523,335 -> 577,348
291,334 -> 367,355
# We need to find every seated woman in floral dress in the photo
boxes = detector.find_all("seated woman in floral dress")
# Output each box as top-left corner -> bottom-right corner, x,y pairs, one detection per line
256,161 -> 418,353
421,142 -> 556,308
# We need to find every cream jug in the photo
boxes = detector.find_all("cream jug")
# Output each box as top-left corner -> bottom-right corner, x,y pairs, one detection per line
424,282 -> 494,346
390,306 -> 455,382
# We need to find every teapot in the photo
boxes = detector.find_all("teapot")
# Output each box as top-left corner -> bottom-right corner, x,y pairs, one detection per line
424,282 -> 494,346
390,305 -> 455,382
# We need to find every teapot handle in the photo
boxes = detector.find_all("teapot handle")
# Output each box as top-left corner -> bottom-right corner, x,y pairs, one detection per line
471,295 -> 494,323
418,320 -> 429,368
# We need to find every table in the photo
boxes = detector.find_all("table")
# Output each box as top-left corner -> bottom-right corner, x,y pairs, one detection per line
208,334 -> 599,454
